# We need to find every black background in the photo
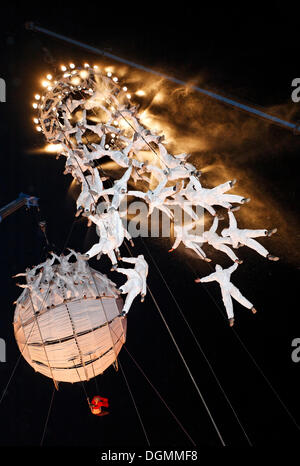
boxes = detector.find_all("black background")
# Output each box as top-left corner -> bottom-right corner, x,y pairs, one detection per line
0,1 -> 299,461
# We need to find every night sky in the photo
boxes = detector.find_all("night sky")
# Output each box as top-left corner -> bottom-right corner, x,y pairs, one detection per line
0,2 -> 299,462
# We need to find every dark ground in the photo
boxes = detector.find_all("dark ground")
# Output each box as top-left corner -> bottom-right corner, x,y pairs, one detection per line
0,2 -> 299,463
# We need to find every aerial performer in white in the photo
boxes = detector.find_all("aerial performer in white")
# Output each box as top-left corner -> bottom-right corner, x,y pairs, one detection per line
128,176 -> 177,219
116,266 -> 146,316
89,207 -> 133,248
12,263 -> 43,285
88,134 -> 113,161
83,208 -> 133,269
195,263 -> 257,326
66,249 -> 97,298
75,167 -> 107,216
84,228 -> 119,269
15,270 -> 44,308
120,255 -> 149,298
158,143 -> 191,169
130,121 -> 163,151
165,180 -> 199,220
39,255 -> 57,286
169,222 -> 211,262
50,251 -> 80,299
198,216 -> 243,264
183,178 -> 250,216
61,143 -> 93,174
221,211 -> 279,261
97,165 -> 132,209
164,162 -> 201,182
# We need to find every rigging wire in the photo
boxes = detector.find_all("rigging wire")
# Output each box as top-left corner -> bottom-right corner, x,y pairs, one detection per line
123,241 -> 226,446
185,258 -> 300,432
119,359 -> 150,446
80,104 -> 227,445
108,101 -> 168,169
107,322 -> 196,446
114,104 -> 299,438
121,342 -> 196,446
40,385 -> 56,446
26,23 -> 300,133
34,64 -> 299,440
140,236 -> 253,446
73,361 -> 90,404
0,284 -> 52,405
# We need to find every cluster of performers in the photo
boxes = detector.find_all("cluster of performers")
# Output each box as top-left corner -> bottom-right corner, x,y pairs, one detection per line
24,65 -> 279,327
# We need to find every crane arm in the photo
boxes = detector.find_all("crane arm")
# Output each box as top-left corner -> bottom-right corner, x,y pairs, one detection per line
0,193 -> 39,222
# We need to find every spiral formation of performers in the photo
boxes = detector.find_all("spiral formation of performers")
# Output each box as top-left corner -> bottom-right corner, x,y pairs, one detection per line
29,64 -> 279,325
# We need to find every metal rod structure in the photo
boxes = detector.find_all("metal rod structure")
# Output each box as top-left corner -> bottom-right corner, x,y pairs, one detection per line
26,22 -> 300,134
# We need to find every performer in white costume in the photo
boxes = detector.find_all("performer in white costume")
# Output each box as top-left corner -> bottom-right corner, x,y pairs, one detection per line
221,211 -> 278,260
195,263 -> 257,326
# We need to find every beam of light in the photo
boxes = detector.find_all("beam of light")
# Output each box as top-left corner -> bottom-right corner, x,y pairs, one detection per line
45,143 -> 63,153
136,90 -> 145,96
30,57 -> 300,267
28,144 -> 63,155
26,22 -> 300,133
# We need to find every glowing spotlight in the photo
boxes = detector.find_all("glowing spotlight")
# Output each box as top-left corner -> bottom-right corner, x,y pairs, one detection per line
84,63 -> 89,68
107,72 -> 112,77
32,103 -> 38,109
46,74 -> 52,80
69,63 -> 75,69
71,77 -> 81,86
126,93 -> 131,99
33,118 -> 39,124
80,70 -> 89,79
36,126 -> 42,132
122,86 -> 128,92
113,77 -> 118,82
61,65 -> 67,71
136,90 -> 146,96
45,143 -> 63,153
42,80 -> 49,88
35,94 -> 41,100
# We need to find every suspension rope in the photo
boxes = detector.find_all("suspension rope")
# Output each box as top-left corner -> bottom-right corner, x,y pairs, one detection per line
72,361 -> 91,409
121,343 -> 196,446
27,290 -> 58,390
123,242 -> 226,446
107,322 -> 196,446
185,258 -> 300,433
26,23 -> 300,134
88,265 -> 119,364
90,354 -> 100,393
140,236 -> 252,445
61,218 -> 78,253
107,102 -> 168,170
61,280 -> 89,381
0,283 -> 52,405
40,385 -> 56,446
119,359 -> 150,446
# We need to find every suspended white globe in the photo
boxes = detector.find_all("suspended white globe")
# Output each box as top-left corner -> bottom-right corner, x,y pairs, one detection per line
13,267 -> 126,384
